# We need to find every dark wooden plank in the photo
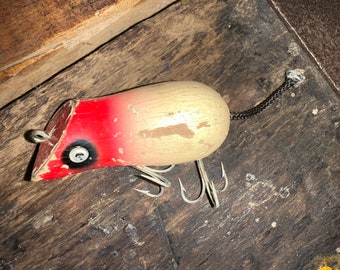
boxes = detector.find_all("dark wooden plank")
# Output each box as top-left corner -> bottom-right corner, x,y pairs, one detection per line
1,0 -> 339,269
267,0 -> 340,93
0,0 -> 177,108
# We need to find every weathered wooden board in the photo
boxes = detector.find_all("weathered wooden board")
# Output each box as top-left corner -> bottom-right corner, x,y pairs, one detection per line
268,0 -> 340,93
0,0 -> 177,109
1,0 -> 339,269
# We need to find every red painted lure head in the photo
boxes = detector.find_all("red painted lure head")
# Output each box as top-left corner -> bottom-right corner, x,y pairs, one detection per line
31,94 -> 137,181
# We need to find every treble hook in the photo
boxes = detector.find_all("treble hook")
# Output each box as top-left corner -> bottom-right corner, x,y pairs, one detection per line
132,161 -> 228,208
132,165 -> 175,197
179,160 -> 228,208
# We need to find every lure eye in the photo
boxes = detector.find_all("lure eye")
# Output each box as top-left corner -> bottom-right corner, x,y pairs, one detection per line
69,146 -> 89,163
62,140 -> 98,169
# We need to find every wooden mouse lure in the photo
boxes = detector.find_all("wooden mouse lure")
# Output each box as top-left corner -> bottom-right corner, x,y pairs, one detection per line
28,69 -> 305,208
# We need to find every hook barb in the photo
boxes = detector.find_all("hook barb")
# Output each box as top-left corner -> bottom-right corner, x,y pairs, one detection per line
179,177 -> 205,204
134,186 -> 164,198
132,165 -> 174,198
216,162 -> 228,192
178,159 -> 228,208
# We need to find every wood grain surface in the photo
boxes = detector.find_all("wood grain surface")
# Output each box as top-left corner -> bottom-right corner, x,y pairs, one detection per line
0,0 -> 177,108
0,0 -> 339,269
268,0 -> 340,93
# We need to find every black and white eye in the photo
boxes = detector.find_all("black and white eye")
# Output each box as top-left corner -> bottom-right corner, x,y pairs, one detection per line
62,140 -> 98,169
69,146 -> 89,163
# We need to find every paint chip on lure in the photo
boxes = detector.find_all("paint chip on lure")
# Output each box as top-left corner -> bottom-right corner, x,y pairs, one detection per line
27,69 -> 305,208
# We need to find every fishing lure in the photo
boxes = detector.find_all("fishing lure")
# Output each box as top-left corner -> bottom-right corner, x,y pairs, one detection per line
28,69 -> 305,208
